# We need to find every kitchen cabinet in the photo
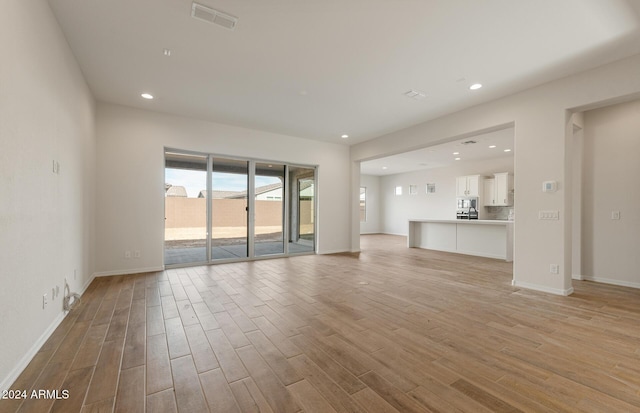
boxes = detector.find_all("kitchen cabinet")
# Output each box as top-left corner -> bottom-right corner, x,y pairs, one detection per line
408,219 -> 514,262
456,175 -> 481,197
484,179 -> 496,206
486,172 -> 513,206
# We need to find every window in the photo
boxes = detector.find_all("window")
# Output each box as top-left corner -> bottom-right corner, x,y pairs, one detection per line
409,185 -> 417,195
360,187 -> 366,222
395,186 -> 402,196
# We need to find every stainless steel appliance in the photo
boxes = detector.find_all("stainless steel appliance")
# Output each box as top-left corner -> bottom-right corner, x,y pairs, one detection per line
456,197 -> 478,219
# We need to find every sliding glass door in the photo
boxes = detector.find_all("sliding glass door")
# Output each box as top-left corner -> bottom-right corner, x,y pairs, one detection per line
211,157 -> 249,260
254,162 -> 285,257
288,166 -> 315,253
164,149 -> 316,267
164,152 -> 208,266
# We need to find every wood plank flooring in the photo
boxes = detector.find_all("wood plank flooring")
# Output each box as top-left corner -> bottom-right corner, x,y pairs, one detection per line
3,234 -> 640,412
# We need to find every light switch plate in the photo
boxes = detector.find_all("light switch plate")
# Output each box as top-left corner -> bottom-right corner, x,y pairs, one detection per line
539,210 -> 559,220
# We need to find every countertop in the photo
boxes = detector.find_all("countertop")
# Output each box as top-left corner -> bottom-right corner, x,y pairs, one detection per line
409,219 -> 514,225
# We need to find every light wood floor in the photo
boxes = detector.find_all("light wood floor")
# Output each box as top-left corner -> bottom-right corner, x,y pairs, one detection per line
3,234 -> 640,413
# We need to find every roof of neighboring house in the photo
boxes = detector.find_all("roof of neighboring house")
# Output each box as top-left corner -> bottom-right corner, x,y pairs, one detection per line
165,185 -> 187,197
196,182 -> 314,199
199,190 -> 245,199
230,182 -> 282,198
200,183 -> 283,199
299,180 -> 313,192
255,182 -> 282,196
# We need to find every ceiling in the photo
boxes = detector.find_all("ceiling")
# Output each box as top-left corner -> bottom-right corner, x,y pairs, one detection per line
48,0 -> 640,145
361,127 -> 514,176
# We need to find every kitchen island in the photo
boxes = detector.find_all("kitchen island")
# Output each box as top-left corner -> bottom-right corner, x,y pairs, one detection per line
408,219 -> 513,262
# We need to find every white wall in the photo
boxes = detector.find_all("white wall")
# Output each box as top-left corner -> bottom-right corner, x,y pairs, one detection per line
0,0 -> 96,390
380,158 -> 514,235
581,99 -> 640,288
95,103 -> 351,275
351,54 -> 640,296
359,174 -> 381,234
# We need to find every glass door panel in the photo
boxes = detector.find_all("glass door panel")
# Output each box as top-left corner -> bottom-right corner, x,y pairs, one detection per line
254,162 -> 285,256
164,152 -> 208,265
211,158 -> 249,260
288,166 -> 315,253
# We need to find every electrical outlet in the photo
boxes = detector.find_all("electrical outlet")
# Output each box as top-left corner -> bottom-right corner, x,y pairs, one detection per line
125,251 -> 132,259
134,250 -> 141,259
611,211 -> 620,220
550,264 -> 559,274
43,293 -> 48,309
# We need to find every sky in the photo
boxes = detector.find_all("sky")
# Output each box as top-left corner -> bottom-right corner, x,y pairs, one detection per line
165,168 -> 279,198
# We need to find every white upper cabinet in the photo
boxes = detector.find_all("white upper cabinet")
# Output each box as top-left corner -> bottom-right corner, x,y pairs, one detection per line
484,178 -> 496,206
456,175 -> 481,197
456,176 -> 468,197
493,172 -> 514,206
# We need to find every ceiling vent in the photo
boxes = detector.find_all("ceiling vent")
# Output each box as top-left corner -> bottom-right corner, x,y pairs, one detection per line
191,2 -> 238,30
461,140 -> 477,145
404,90 -> 426,100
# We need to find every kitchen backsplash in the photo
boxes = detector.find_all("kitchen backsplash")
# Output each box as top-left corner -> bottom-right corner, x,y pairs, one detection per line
485,206 -> 513,220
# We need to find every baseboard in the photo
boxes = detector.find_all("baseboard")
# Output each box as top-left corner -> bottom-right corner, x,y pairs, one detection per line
512,279 -> 574,296
317,249 -> 351,255
93,266 -> 164,277
582,276 -> 640,290
0,311 -> 66,392
414,245 -> 458,255
455,249 -> 506,261
81,273 -> 95,294
572,274 -> 584,280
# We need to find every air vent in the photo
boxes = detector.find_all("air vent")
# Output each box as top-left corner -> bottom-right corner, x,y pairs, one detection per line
461,140 -> 477,145
404,90 -> 426,100
191,2 -> 238,30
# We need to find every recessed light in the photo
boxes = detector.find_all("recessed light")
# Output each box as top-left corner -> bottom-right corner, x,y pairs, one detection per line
504,149 -> 512,152
382,166 -> 388,170
453,152 -> 460,155
141,93 -> 154,100
469,83 -> 483,90
489,145 -> 497,149
455,157 -> 461,161
341,134 -> 349,139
